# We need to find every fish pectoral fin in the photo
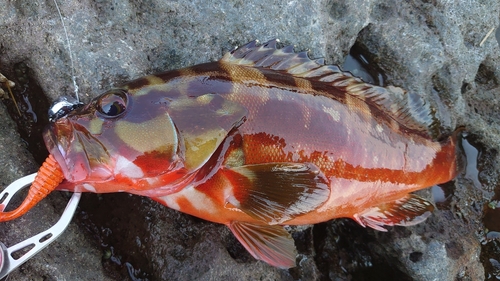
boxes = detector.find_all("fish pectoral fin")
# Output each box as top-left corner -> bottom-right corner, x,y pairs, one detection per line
228,221 -> 297,268
353,194 -> 435,232
224,162 -> 330,224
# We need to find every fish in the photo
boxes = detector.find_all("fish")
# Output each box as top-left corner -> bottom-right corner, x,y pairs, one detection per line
0,39 -> 463,268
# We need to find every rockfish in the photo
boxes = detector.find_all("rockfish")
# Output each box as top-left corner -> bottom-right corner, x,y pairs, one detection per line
0,40 -> 463,268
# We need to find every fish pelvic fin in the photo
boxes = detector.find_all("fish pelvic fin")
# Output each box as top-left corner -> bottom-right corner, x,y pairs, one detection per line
228,221 -> 297,268
222,39 -> 442,140
353,193 -> 435,232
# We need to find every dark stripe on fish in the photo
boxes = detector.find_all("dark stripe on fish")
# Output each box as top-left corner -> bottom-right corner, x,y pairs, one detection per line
125,77 -> 154,91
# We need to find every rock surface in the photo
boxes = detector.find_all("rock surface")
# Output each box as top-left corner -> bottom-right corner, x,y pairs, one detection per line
1,0 -> 499,280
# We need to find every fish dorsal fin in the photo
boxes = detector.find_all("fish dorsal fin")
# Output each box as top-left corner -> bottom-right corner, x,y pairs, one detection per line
353,194 -> 435,232
222,40 -> 441,139
222,39 -> 331,74
223,162 -> 330,224
228,221 -> 297,268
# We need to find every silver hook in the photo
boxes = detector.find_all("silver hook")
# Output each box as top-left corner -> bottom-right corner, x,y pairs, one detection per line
0,173 -> 81,279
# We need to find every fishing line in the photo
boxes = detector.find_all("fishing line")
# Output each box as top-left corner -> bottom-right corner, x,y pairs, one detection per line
53,0 -> 79,103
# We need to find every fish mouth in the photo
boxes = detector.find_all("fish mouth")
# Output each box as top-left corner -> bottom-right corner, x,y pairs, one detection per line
43,123 -> 83,182
43,120 -> 113,183
43,118 -> 114,183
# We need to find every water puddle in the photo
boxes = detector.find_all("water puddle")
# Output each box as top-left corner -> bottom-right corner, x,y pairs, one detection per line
462,135 -> 482,189
431,182 -> 455,210
463,134 -> 500,280
342,44 -> 385,86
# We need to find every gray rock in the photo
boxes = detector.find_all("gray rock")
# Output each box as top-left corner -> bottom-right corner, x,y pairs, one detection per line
1,0 -> 499,280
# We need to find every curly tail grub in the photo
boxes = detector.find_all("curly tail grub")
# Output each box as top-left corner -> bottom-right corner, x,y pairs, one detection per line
0,154 -> 64,222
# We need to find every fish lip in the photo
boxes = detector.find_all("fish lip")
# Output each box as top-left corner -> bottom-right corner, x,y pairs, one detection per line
43,123 -> 84,183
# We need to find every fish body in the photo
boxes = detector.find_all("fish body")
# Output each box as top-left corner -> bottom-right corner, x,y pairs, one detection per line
42,40 -> 462,268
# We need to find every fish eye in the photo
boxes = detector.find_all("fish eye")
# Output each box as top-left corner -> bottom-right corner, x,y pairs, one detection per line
97,89 -> 128,118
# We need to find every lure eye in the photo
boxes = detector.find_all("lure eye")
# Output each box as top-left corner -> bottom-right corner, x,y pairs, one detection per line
97,90 -> 128,118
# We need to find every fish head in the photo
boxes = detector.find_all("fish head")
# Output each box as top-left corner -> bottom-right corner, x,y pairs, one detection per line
43,75 -> 247,194
43,88 -> 183,188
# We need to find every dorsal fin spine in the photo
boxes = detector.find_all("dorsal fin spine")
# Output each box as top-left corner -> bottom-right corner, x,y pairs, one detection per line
281,45 -> 294,53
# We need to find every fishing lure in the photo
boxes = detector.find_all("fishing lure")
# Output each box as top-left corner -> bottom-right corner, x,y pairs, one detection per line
0,155 -> 63,221
0,40 -> 463,268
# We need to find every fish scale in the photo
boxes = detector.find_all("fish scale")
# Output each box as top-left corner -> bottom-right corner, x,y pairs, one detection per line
0,39 -> 463,269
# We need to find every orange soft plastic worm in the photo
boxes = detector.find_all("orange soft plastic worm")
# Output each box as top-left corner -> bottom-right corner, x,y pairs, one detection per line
0,154 -> 64,222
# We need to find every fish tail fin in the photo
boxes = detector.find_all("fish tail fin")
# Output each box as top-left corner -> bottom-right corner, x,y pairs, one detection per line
436,126 -> 467,182
451,126 -> 467,176
0,154 -> 64,222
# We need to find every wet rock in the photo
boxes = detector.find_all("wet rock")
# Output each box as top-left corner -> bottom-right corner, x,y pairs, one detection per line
356,0 -> 500,132
1,0 -> 500,280
370,189 -> 484,281
76,193 -> 294,280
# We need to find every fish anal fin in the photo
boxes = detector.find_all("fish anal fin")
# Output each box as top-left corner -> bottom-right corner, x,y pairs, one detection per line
224,162 -> 330,224
228,221 -> 297,268
353,194 -> 435,231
